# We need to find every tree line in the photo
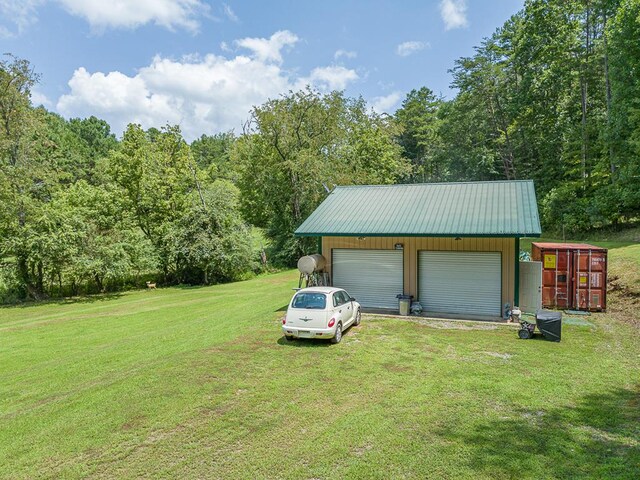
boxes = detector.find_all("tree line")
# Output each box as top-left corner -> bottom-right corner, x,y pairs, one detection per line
1,0 -> 638,302
396,0 -> 640,233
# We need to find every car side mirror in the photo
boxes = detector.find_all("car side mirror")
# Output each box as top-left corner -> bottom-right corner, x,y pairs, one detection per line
350,297 -> 356,302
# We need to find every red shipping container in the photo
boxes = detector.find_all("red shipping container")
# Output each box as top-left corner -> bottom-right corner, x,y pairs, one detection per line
531,243 -> 607,312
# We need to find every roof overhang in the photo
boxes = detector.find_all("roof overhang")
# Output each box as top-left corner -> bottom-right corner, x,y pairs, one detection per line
296,232 -> 541,238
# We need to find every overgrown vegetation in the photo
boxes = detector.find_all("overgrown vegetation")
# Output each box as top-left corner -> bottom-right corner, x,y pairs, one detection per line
2,0 -> 639,302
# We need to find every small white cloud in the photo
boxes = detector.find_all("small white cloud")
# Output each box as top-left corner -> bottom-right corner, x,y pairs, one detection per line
58,0 -> 209,32
439,0 -> 468,30
222,3 -> 238,22
30,89 -> 53,108
0,24 -> 13,38
396,41 -> 428,57
0,0 -> 43,36
305,66 -> 359,91
371,91 -> 402,114
334,49 -> 357,60
235,30 -> 299,64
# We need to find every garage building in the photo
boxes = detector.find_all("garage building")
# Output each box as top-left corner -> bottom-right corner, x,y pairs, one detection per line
294,180 -> 541,320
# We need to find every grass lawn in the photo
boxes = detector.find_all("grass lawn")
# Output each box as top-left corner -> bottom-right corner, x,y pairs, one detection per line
1,249 -> 639,479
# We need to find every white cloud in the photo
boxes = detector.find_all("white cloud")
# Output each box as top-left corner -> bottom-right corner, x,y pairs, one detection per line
334,49 -> 357,60
235,30 -> 299,64
396,41 -> 428,57
222,3 -> 238,22
0,0 -> 43,36
56,33 -> 360,141
30,89 -> 53,108
305,66 -> 359,91
371,91 -> 402,114
58,0 -> 208,32
0,0 -> 209,34
439,0 -> 468,30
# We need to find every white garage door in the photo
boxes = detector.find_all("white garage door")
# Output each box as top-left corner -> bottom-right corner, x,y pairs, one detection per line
419,251 -> 502,317
332,249 -> 404,309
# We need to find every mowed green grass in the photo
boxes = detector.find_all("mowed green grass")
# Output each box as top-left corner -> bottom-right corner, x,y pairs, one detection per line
1,260 -> 639,479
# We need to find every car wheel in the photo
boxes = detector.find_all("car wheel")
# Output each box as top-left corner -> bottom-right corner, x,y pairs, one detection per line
331,323 -> 343,344
354,309 -> 361,326
285,335 -> 295,341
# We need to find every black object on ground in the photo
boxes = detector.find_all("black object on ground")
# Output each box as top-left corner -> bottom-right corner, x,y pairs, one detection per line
536,310 -> 562,342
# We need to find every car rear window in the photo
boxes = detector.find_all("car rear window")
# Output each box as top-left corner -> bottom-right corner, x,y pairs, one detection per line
292,292 -> 327,309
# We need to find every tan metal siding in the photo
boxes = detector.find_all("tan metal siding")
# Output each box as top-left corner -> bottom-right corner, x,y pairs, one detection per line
322,236 -> 516,310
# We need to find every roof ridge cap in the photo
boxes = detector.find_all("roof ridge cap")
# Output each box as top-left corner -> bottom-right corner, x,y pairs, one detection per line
335,180 -> 534,189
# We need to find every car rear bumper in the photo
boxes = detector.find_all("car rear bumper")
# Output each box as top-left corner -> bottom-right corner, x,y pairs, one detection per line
282,325 -> 336,339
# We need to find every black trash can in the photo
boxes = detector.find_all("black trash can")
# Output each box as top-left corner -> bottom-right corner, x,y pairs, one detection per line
535,310 -> 562,342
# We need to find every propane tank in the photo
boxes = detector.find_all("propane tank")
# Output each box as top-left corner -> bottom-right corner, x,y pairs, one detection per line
297,254 -> 326,274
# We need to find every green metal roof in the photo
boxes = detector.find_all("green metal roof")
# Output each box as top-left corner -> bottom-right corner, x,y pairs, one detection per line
295,180 -> 541,237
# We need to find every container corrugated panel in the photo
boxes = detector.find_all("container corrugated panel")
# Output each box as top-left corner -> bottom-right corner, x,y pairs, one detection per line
532,243 -> 607,312
572,250 -> 607,311
295,180 -> 542,237
538,248 -> 572,309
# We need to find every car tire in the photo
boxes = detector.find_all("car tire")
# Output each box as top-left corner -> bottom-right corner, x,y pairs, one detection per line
354,309 -> 361,326
331,323 -> 343,344
285,335 -> 295,341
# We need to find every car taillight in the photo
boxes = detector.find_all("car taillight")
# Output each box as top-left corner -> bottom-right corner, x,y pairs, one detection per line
282,316 -> 286,325
328,317 -> 335,327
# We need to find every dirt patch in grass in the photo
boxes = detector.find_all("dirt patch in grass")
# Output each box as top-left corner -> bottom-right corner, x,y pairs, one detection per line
121,416 -> 147,431
382,362 -> 412,372
483,351 -> 513,360
608,293 -> 640,329
607,245 -> 640,329
408,317 -> 501,330
607,278 -> 640,329
354,444 -> 373,457
364,314 -> 504,330
609,275 -> 640,296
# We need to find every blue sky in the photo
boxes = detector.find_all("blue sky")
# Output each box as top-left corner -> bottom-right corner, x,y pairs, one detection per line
1,0 -> 523,141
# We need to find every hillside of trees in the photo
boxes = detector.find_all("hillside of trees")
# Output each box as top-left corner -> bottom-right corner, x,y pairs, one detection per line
1,0 -> 639,302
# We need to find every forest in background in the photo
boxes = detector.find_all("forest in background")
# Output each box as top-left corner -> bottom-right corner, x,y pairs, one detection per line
1,0 -> 639,302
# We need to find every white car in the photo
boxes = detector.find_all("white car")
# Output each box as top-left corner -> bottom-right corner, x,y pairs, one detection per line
282,287 -> 361,344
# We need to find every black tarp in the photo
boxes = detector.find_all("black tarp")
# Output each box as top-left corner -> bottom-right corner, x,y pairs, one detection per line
536,310 -> 562,342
